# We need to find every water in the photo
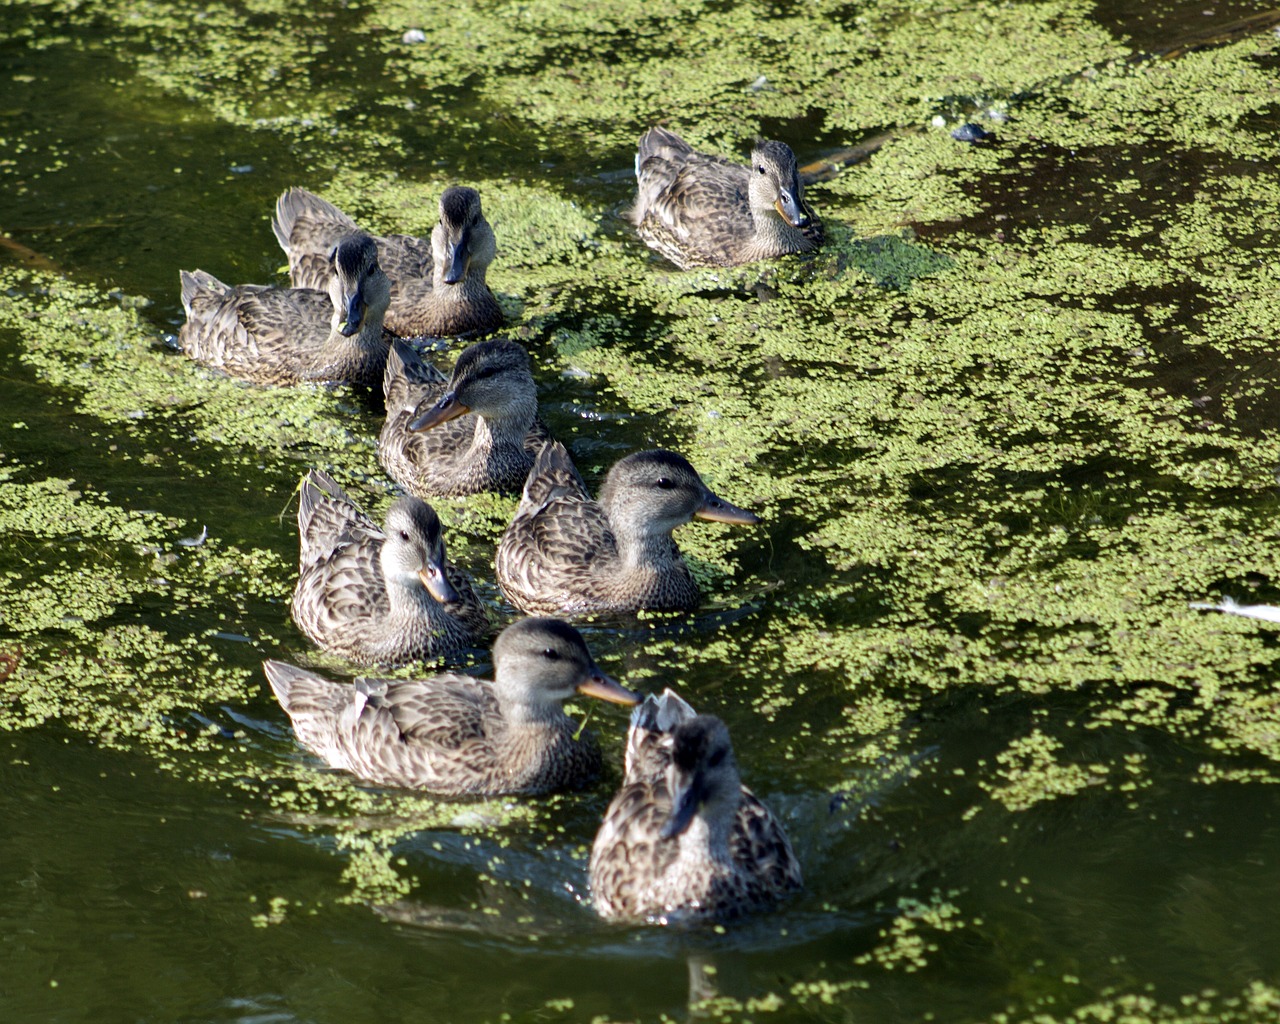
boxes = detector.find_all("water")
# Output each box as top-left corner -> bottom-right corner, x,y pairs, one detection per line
4,1 -> 1280,1021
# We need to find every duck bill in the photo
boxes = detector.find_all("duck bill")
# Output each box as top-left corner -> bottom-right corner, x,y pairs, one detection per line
659,775 -> 706,841
409,392 -> 470,432
695,493 -> 761,526
577,673 -> 641,706
418,564 -> 460,604
774,191 -> 809,229
338,289 -> 365,336
440,231 -> 471,285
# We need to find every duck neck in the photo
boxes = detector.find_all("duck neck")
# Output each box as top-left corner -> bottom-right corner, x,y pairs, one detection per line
611,520 -> 682,573
750,203 -> 807,254
429,273 -> 503,331
492,699 -> 573,771
466,396 -> 536,462
319,310 -> 387,371
382,564 -> 440,627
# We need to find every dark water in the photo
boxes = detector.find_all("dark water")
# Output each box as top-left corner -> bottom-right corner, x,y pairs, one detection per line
4,1 -> 1280,1022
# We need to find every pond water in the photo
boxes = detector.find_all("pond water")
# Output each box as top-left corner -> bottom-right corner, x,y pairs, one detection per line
4,1 -> 1280,1021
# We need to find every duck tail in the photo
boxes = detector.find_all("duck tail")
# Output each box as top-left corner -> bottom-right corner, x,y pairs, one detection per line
636,126 -> 691,172
623,688 -> 696,780
298,468 -> 347,523
522,441 -> 589,507
272,187 -> 353,253
178,269 -> 226,312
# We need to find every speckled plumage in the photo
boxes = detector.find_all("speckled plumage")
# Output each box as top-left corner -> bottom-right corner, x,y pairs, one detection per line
263,618 -> 640,795
178,233 -> 391,387
378,339 -> 550,497
631,127 -> 822,270
495,443 -> 760,617
590,690 -> 802,922
290,469 -> 488,665
273,186 -> 504,338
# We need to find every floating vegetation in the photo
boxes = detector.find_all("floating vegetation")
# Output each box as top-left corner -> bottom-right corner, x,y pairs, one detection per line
4,0 -> 1280,1020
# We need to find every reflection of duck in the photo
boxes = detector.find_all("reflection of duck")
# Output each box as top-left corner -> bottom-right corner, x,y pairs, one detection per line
631,126 -> 823,269
273,186 -> 504,338
178,233 -> 390,386
590,689 -> 802,922
379,339 -> 549,497
495,443 -> 760,616
290,469 -> 487,665
262,618 -> 639,795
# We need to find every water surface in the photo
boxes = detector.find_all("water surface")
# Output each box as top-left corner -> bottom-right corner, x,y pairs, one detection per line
4,1 -> 1280,1021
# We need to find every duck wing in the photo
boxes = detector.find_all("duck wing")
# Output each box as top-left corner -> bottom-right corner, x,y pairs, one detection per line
378,340 -> 484,495
294,471 -> 390,630
589,769 -> 681,918
644,155 -> 753,259
377,673 -> 498,748
373,232 -> 435,286
732,788 -> 804,896
178,271 -> 331,384
497,443 -> 611,613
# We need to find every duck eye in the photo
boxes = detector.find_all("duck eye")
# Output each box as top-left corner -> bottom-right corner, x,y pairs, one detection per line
475,365 -> 499,380
399,529 -> 411,542
708,748 -> 726,768
655,477 -> 675,490
541,648 -> 561,660
756,165 -> 766,175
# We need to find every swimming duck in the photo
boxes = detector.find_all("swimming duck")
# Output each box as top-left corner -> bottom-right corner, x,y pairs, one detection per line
273,185 -> 504,338
379,338 -> 550,497
178,232 -> 391,387
589,689 -> 802,922
495,442 -> 759,616
631,126 -> 823,269
291,468 -> 488,665
262,617 -> 640,795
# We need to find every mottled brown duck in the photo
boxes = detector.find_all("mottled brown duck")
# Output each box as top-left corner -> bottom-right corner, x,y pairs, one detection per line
273,185 -> 504,338
178,232 -> 391,387
631,126 -> 822,269
495,443 -> 759,616
378,338 -> 549,497
589,689 -> 802,922
291,469 -> 487,665
262,618 -> 640,795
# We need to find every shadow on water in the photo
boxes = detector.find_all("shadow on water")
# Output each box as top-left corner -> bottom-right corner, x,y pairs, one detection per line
7,1 -> 1280,1023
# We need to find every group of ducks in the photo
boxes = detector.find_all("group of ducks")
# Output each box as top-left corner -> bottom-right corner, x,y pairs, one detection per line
176,129 -> 821,924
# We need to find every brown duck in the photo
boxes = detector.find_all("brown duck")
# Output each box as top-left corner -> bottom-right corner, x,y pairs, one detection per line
273,185 -> 504,338
495,442 -> 759,616
291,469 -> 487,665
589,689 -> 802,922
631,126 -> 822,269
379,338 -> 550,497
178,233 -> 391,387
263,618 -> 640,796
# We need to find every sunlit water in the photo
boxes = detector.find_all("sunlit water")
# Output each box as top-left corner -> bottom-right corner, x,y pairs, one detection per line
4,2 -> 1280,1022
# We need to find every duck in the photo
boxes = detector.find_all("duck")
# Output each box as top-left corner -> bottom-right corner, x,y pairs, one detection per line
631,126 -> 823,269
178,232 -> 391,387
589,689 -> 802,922
379,338 -> 550,497
262,618 -> 641,795
273,185 -> 504,338
495,442 -> 759,616
291,468 -> 488,665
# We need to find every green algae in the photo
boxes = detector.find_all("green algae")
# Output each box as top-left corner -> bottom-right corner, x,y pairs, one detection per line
5,0 -> 1280,1020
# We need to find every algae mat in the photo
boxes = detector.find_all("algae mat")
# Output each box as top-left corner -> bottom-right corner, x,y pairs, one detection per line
3,1 -> 1280,1021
